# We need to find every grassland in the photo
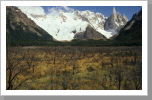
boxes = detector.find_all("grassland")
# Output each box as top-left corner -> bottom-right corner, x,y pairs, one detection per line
6,46 -> 142,90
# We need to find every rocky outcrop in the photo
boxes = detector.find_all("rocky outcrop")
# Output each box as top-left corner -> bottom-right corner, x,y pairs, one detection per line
74,10 -> 105,29
58,13 -> 67,22
17,6 -> 129,40
74,25 -> 107,39
30,14 -> 47,19
6,6 -> 53,41
121,9 -> 142,31
104,7 -> 128,32
114,9 -> 142,41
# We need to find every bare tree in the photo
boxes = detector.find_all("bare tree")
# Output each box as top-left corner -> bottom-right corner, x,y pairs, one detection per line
24,52 -> 37,74
6,47 -> 30,90
131,63 -> 142,90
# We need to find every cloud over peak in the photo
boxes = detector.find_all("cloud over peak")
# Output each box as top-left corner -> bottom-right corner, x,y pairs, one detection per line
62,6 -> 74,12
17,6 -> 46,15
47,6 -> 74,16
17,6 -> 75,16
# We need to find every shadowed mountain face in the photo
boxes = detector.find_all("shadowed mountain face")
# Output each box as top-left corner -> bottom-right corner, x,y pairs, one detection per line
74,25 -> 107,39
6,6 -> 53,42
114,9 -> 142,42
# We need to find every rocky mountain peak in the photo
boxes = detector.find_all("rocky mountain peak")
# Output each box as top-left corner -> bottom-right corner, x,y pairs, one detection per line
113,7 -> 117,20
113,7 -> 116,13
104,7 -> 128,33
16,6 -> 129,41
119,9 -> 141,31
74,25 -> 107,39
113,9 -> 142,42
132,9 -> 142,21
58,13 -> 67,22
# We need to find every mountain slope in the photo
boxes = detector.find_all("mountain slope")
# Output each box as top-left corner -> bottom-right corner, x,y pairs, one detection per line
17,7 -> 128,41
6,6 -> 53,44
74,25 -> 107,39
114,9 -> 142,42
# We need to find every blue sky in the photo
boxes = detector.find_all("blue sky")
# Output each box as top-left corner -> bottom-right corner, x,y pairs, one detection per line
42,6 -> 142,20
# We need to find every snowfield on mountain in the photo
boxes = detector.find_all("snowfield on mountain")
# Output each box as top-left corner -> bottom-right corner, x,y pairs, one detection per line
18,7 -> 128,41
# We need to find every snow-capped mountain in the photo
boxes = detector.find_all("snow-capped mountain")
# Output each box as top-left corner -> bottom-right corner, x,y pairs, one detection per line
104,7 -> 128,34
17,7 -> 128,41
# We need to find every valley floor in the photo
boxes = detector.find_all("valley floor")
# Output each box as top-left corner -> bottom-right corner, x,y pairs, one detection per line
6,46 -> 142,90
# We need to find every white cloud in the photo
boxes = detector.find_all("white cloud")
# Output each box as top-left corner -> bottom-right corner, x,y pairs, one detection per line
47,6 -> 75,16
62,6 -> 74,12
17,6 -> 45,15
17,6 -> 75,16
47,7 -> 62,16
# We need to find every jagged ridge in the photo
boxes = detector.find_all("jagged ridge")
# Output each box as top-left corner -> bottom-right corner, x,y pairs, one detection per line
114,9 -> 142,41
17,7 -> 128,41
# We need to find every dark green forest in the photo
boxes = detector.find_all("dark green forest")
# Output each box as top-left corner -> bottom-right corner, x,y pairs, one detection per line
8,38 -> 142,47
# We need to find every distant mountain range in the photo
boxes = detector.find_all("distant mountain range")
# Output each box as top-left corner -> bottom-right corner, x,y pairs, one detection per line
6,6 -> 142,46
17,6 -> 128,41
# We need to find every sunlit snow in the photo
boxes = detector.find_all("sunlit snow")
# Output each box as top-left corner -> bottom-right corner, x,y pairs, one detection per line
18,7 -> 116,41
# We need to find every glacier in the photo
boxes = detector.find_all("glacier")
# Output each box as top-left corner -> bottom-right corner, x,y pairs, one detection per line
17,7 -> 128,41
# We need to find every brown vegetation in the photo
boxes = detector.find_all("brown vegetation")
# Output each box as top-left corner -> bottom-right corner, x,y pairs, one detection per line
6,46 -> 142,90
